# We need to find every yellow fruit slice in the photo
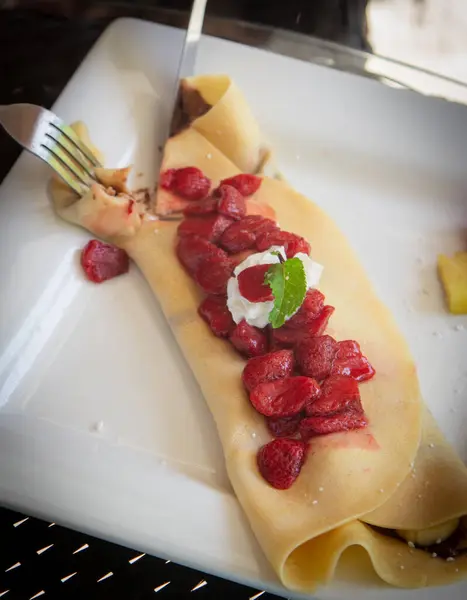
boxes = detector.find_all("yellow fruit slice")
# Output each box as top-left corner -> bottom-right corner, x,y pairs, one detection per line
438,252 -> 467,314
397,518 -> 460,546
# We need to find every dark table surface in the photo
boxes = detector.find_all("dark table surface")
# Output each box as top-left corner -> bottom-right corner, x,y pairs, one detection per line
0,1 -> 457,599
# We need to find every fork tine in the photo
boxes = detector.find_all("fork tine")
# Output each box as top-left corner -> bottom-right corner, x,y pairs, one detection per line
0,103 -> 101,196
39,147 -> 89,196
51,120 -> 102,169
46,127 -> 96,181
41,135 -> 95,190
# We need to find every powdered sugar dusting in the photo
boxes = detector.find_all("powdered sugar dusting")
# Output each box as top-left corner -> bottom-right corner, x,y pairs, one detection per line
91,420 -> 104,433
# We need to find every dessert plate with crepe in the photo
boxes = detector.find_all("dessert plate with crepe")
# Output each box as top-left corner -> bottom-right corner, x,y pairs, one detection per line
1,18 -> 467,600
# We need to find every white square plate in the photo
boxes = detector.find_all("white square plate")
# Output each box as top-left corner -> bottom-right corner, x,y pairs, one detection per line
1,18 -> 467,600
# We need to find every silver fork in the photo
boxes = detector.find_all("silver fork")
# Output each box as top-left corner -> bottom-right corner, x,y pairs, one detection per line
0,103 -> 102,196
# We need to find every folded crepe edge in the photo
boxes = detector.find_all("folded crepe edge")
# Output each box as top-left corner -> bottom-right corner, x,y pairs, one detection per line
48,107 -> 467,594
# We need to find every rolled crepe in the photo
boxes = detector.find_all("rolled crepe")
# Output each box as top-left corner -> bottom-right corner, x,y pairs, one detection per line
50,76 -> 467,593
178,74 -> 269,174
156,75 -> 275,215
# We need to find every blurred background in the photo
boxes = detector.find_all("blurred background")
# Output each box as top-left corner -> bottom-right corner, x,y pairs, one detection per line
368,0 -> 467,82
1,0 -> 467,185
1,1 -> 467,65
1,0 -> 467,81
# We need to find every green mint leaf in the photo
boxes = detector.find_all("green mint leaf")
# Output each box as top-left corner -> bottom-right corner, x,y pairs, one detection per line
264,257 -> 307,329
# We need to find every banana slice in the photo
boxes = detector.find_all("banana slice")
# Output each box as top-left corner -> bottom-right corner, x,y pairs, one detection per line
397,518 -> 460,547
438,252 -> 467,314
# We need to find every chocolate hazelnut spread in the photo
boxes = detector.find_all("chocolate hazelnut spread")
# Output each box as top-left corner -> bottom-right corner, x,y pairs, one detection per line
169,81 -> 211,136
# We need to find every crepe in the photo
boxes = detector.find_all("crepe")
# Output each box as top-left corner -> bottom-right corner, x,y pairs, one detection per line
50,75 -> 467,593
157,75 -> 277,216
174,75 -> 269,173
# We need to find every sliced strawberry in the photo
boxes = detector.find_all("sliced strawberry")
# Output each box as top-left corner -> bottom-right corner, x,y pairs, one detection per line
250,376 -> 320,417
237,264 -> 274,303
256,230 -> 311,258
176,236 -> 228,275
257,438 -> 307,490
81,240 -> 129,284
159,168 -> 176,190
220,174 -> 262,197
331,355 -> 375,382
336,340 -> 362,358
178,214 -> 233,243
229,320 -> 268,358
305,305 -> 335,337
194,256 -> 234,295
306,375 -> 360,416
183,196 -> 218,216
198,296 -> 235,337
300,407 -> 367,441
160,167 -> 211,200
215,184 -> 246,220
242,349 -> 294,392
286,289 -> 325,329
270,326 -> 305,349
270,305 -> 334,350
331,341 -> 375,382
295,335 -> 338,380
220,216 -> 278,253
221,228 -> 256,254
266,414 -> 303,438
253,217 -> 281,237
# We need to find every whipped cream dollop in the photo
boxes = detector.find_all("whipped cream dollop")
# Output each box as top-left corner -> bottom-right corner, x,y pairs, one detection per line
227,246 -> 323,328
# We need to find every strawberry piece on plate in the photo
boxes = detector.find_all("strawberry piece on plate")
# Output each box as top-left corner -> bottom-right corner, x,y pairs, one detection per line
81,239 -> 129,283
